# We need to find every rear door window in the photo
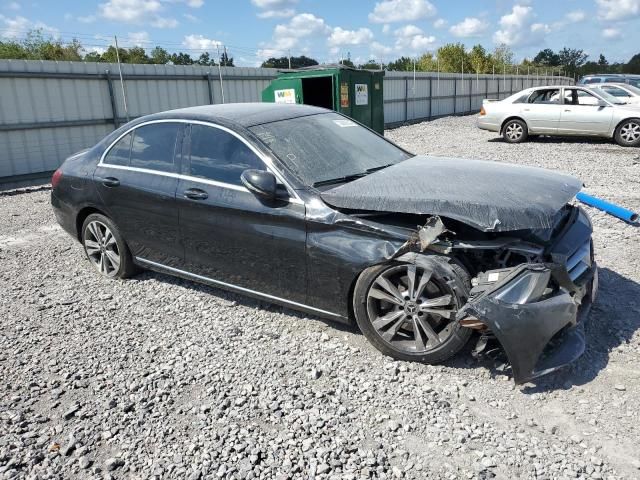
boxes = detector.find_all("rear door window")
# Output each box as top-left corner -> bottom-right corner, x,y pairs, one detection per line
130,123 -> 181,173
529,89 -> 561,104
104,133 -> 132,166
188,124 -> 265,186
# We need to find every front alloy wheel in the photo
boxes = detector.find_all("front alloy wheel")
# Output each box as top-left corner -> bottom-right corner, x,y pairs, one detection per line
353,259 -> 472,364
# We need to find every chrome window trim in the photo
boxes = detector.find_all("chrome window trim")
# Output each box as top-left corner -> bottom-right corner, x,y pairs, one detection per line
98,118 -> 303,204
135,257 -> 343,319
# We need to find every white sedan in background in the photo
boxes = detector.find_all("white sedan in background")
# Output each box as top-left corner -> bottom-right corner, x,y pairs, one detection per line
477,85 -> 640,147
586,83 -> 640,105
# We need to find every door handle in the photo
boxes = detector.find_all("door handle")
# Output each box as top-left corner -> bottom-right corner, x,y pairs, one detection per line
564,109 -> 572,112
523,108 -> 531,111
102,177 -> 120,187
184,188 -> 208,200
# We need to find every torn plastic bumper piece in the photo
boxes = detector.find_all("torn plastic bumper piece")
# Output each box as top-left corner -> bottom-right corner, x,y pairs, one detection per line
459,262 -> 598,384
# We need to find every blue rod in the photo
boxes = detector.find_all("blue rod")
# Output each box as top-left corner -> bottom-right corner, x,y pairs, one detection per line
576,192 -> 638,223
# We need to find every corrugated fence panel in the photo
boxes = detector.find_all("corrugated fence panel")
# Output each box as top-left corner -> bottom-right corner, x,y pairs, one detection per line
0,60 -> 572,181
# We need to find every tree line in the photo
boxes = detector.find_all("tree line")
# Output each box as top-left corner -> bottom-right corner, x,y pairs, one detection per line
1,30 -> 639,77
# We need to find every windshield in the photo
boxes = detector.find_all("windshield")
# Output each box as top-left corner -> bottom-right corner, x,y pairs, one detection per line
594,88 -> 627,105
622,84 -> 640,95
249,112 -> 412,187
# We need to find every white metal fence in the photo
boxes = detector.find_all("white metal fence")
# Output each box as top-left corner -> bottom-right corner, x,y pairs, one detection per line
0,60 -> 573,183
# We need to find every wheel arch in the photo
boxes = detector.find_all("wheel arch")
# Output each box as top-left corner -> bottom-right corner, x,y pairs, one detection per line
500,116 -> 529,134
612,116 -> 640,138
75,206 -> 109,241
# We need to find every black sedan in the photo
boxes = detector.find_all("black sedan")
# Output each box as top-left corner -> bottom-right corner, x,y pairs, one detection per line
51,103 -> 598,384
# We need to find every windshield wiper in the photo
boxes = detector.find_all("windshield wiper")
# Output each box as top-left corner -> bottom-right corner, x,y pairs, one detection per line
313,172 -> 368,187
365,163 -> 394,173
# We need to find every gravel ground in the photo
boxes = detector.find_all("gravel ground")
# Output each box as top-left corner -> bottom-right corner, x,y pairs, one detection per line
1,115 -> 639,480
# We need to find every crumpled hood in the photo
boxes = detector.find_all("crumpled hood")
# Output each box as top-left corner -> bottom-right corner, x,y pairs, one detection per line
320,156 -> 583,232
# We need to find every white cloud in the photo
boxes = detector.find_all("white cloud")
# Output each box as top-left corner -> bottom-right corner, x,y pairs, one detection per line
78,15 -> 97,23
565,10 -> 586,23
596,0 -> 640,21
0,14 -> 58,38
368,0 -> 436,24
126,31 -> 150,46
183,33 -> 222,51
493,5 -> 548,47
99,0 -> 178,28
183,13 -> 198,22
257,9 -> 295,18
433,18 -> 447,29
257,12 -> 329,59
252,0 -> 297,18
382,24 -> 390,34
602,27 -> 622,39
328,27 -> 374,53
393,24 -> 435,52
7,2 -> 20,10
370,41 -> 393,57
449,17 -> 488,37
185,0 -> 203,7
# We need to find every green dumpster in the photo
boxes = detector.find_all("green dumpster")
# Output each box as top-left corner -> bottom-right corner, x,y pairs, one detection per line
262,65 -> 385,134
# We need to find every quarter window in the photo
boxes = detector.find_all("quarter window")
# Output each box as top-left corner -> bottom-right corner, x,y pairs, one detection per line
104,132 -> 132,166
188,124 -> 264,186
602,86 -> 629,97
130,123 -> 180,173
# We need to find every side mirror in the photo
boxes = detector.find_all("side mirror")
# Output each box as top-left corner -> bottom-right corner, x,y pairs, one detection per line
241,169 -> 277,201
598,99 -> 609,107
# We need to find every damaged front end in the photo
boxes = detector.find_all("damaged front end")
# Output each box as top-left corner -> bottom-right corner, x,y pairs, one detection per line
457,207 -> 598,384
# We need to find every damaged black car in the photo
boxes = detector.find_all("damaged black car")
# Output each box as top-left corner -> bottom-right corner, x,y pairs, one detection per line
51,103 -> 598,384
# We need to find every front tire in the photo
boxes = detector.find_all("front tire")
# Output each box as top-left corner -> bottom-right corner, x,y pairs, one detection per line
502,119 -> 528,143
353,256 -> 472,364
614,119 -> 640,147
81,213 -> 136,279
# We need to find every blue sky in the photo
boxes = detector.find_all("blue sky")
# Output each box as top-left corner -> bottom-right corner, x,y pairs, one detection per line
1,0 -> 639,66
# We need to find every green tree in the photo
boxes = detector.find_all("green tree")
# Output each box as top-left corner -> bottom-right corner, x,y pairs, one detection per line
359,59 -> 383,70
558,47 -> 588,75
0,40 -> 28,60
533,48 -> 560,66
150,47 -> 171,64
127,46 -> 149,64
196,52 -> 214,65
339,58 -> 355,67
468,44 -> 490,73
219,51 -> 234,67
416,52 -> 436,71
261,55 -> 318,69
170,52 -> 195,65
386,56 -> 414,71
598,54 -> 608,66
627,53 -> 640,74
435,43 -> 468,72
490,44 -> 514,70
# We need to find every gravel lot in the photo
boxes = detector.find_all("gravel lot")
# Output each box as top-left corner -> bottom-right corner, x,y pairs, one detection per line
1,115 -> 639,480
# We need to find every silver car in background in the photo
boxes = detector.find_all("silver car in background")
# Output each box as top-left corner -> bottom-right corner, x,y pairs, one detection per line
586,83 -> 640,106
477,85 -> 640,147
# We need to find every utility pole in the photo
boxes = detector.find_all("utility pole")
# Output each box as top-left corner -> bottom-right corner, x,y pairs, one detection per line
113,35 -> 129,122
216,43 -> 225,103
288,49 -> 291,69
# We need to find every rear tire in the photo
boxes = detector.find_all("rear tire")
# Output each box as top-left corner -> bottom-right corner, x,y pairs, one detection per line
502,119 -> 528,143
614,119 -> 640,147
81,213 -> 137,279
353,256 -> 472,364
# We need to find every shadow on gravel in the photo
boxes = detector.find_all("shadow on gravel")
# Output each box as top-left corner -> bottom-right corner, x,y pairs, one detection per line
521,267 -> 640,393
439,268 -> 640,392
134,269 -> 358,335
135,266 -> 639,391
487,136 -> 617,146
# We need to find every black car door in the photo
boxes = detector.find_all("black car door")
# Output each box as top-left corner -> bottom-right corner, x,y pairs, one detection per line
94,121 -> 184,268
177,122 -> 308,304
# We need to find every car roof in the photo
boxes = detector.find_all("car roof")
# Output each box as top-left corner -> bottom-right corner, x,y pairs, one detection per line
137,103 -> 330,129
588,82 -> 631,87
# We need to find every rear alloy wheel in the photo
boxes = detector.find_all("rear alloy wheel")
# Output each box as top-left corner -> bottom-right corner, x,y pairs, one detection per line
502,119 -> 528,143
615,119 -> 640,147
81,213 -> 136,279
353,259 -> 472,364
